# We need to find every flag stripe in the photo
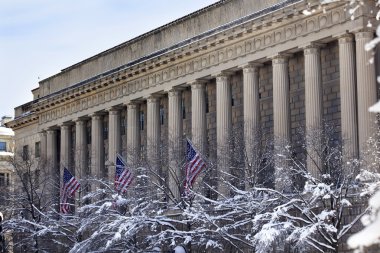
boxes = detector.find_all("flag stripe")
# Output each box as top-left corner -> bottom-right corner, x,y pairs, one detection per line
60,167 -> 80,214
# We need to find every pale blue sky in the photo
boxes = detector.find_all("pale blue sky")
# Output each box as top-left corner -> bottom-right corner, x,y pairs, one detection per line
0,0 -> 219,117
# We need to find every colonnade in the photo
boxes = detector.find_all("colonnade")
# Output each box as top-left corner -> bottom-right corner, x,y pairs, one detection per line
40,31 -> 377,195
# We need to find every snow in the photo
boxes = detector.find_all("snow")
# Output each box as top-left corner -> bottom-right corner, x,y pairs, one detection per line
173,245 -> 187,253
0,126 -> 14,136
369,100 -> 380,113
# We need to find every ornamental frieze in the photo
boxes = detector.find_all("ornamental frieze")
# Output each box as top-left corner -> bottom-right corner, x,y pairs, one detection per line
38,3 -> 348,125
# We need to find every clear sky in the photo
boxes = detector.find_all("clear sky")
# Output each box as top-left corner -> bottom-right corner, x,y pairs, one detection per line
0,0 -> 219,118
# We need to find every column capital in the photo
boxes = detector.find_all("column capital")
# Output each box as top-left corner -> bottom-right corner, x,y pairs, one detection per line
127,102 -> 139,110
271,53 -> 292,64
213,70 -> 234,79
190,79 -> 207,90
107,107 -> 121,115
338,33 -> 354,44
60,124 -> 71,131
146,95 -> 161,104
168,89 -> 182,97
240,62 -> 263,73
302,42 -> 325,55
90,112 -> 103,120
355,29 -> 374,40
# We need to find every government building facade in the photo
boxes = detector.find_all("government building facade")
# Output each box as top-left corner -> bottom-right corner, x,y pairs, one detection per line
7,0 -> 380,199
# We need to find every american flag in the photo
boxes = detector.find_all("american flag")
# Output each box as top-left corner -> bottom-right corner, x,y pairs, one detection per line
60,167 -> 80,214
115,154 -> 133,194
185,139 -> 206,191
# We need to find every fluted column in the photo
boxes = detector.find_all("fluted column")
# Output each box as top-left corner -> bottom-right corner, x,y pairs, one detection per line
272,54 -> 291,192
216,72 -> 232,197
46,129 -> 58,177
191,81 -> 207,154
108,108 -> 121,181
39,131 -> 47,164
91,113 -> 104,178
46,129 -> 59,205
304,44 -> 323,178
339,34 -> 359,160
60,124 -> 72,170
147,96 -> 161,182
127,103 -> 140,167
75,119 -> 88,178
242,63 -> 261,187
168,89 -> 183,199
355,30 -> 377,153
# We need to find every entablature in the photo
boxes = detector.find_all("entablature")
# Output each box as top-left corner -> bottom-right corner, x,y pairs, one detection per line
11,0 -> 377,130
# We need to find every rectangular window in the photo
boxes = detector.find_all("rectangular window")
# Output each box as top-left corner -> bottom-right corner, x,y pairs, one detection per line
104,121 -> 109,140
160,106 -> 165,125
22,145 -> 29,161
87,125 -> 91,144
181,98 -> 186,119
140,111 -> 145,131
205,85 -> 209,113
0,142 -> 6,152
120,116 -> 126,135
0,173 -> 5,186
35,142 -> 40,158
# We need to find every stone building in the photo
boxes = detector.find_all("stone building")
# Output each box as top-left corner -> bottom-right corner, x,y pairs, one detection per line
0,116 -> 14,212
6,0 -> 380,199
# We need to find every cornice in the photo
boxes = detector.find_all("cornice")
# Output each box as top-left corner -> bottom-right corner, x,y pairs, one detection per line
15,0 -> 367,128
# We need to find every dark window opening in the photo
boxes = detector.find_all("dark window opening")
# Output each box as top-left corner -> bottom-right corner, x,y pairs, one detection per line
22,145 -> 29,161
35,142 -> 41,158
0,142 -> 6,152
140,111 -> 145,131
160,106 -> 165,125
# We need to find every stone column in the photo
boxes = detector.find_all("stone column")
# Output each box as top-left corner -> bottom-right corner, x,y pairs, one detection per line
108,108 -> 121,181
216,72 -> 232,197
75,119 -> 88,179
272,54 -> 291,191
191,81 -> 207,155
91,113 -> 104,178
46,129 -> 58,177
39,130 -> 47,164
242,63 -> 261,187
127,103 -> 140,167
304,44 -> 323,178
147,96 -> 161,182
60,124 -> 72,170
355,30 -> 377,152
168,89 -> 183,199
339,34 -> 359,160
46,129 -> 59,204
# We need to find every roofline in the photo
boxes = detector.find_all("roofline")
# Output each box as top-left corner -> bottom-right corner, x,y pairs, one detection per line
39,0 -> 228,84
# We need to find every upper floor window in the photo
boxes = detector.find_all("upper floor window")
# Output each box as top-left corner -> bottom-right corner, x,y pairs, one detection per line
35,142 -> 40,158
181,98 -> 186,119
22,145 -> 29,161
0,142 -> 6,152
104,120 -> 109,140
205,85 -> 209,113
160,106 -> 165,125
0,173 -> 9,187
140,111 -> 145,131
121,116 -> 126,135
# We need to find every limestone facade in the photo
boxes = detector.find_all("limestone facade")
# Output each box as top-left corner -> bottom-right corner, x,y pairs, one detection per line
6,0 -> 380,196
